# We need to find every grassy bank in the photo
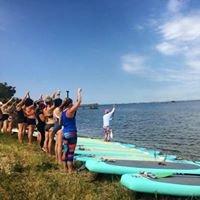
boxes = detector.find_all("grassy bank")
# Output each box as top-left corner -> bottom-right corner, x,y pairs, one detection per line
0,133 -> 200,200
0,133 -> 134,200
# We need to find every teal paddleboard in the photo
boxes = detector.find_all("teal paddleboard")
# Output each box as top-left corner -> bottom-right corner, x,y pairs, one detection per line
75,137 -> 174,162
85,159 -> 200,175
120,173 -> 200,196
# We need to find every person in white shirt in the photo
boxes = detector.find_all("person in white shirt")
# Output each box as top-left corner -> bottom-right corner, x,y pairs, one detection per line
103,106 -> 115,142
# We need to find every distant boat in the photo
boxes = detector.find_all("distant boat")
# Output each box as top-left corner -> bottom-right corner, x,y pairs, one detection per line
81,103 -> 99,109
89,103 -> 98,109
171,101 -> 176,103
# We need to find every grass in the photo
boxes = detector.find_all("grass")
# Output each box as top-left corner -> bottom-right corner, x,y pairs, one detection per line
0,133 -> 200,200
0,133 -> 134,200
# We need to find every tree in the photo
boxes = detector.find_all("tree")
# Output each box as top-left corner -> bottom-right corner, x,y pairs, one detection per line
0,82 -> 16,102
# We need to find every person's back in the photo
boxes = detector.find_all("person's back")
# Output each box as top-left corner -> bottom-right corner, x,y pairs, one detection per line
61,110 -> 77,134
103,107 -> 115,128
103,107 -> 115,141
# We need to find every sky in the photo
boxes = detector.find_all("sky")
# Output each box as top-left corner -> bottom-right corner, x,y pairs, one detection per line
0,0 -> 200,104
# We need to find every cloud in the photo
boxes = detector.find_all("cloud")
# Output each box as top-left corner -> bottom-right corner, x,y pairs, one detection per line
134,24 -> 144,31
122,0 -> 200,87
155,42 -> 179,55
156,12 -> 200,70
159,14 -> 200,42
167,0 -> 186,13
121,54 -> 146,74
186,60 -> 200,70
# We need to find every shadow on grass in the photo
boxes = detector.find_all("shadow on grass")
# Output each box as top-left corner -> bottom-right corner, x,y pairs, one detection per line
35,161 -> 59,172
11,161 -> 29,173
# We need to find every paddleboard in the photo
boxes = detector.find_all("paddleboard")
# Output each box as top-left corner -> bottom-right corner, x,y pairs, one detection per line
75,137 -> 171,162
121,173 -> 200,196
85,159 -> 200,175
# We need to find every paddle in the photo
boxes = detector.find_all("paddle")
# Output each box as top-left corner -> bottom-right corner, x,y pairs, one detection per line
66,90 -> 69,98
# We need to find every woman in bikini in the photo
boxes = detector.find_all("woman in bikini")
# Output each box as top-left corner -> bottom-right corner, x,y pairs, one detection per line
16,92 -> 29,143
36,100 -> 46,149
43,96 -> 55,154
1,97 -> 14,134
7,100 -> 17,134
53,97 -> 64,164
24,97 -> 36,145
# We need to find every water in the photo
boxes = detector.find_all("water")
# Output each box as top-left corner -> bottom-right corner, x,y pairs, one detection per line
76,101 -> 200,161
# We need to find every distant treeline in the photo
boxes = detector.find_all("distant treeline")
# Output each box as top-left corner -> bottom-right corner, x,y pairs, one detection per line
0,82 -> 16,102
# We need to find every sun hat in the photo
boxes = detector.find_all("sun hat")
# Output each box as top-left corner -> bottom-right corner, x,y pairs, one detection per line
45,96 -> 53,103
104,109 -> 110,114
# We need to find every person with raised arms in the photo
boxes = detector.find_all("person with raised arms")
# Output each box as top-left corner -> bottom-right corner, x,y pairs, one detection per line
36,98 -> 46,149
43,91 -> 57,154
16,92 -> 29,143
7,100 -> 17,134
61,88 -> 82,173
24,96 -> 36,145
1,97 -> 14,134
53,94 -> 64,164
103,105 -> 115,142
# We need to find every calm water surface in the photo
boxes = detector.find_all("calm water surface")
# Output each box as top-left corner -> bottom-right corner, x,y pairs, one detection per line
76,101 -> 200,160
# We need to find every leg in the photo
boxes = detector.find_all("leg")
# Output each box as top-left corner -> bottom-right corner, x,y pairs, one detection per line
28,125 -> 34,145
104,130 -> 109,142
18,123 -> 24,143
48,129 -> 54,155
67,137 -> 77,173
7,120 -> 13,134
104,128 -> 107,141
2,120 -> 8,134
105,127 -> 111,142
43,131 -> 49,152
57,130 -> 63,164
23,123 -> 27,135
55,136 -> 58,161
62,138 -> 68,172
0,121 -> 3,132
37,133 -> 41,146
107,129 -> 111,142
40,130 -> 45,149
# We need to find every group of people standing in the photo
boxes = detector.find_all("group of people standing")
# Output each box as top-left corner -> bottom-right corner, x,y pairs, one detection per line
0,89 -> 82,173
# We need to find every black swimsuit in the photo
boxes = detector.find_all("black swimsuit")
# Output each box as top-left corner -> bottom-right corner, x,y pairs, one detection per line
2,114 -> 9,121
36,110 -> 45,134
17,109 -> 27,124
36,109 -> 46,147
45,114 -> 54,131
27,118 -> 36,125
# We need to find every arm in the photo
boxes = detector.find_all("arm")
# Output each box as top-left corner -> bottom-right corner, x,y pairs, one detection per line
2,97 -> 14,108
105,107 -> 115,119
16,91 -> 29,108
39,94 -> 43,101
51,91 -> 57,99
67,88 -> 82,116
110,107 -> 115,115
11,101 -> 17,108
